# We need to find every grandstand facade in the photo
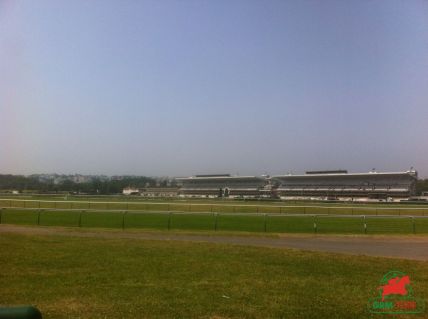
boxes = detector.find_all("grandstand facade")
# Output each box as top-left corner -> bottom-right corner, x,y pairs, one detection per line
176,170 -> 418,200
271,170 -> 418,199
176,174 -> 268,198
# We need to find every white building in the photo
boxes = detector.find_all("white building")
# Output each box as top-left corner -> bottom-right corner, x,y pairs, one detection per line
122,187 -> 140,195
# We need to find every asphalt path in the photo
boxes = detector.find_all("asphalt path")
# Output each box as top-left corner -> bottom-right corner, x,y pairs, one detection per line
1,225 -> 427,261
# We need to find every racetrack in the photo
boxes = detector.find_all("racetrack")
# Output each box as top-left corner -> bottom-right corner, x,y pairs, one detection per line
1,224 -> 427,261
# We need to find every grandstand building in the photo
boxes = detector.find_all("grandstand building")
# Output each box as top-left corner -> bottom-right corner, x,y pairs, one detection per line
131,169 -> 418,200
176,174 -> 268,198
270,170 -> 418,199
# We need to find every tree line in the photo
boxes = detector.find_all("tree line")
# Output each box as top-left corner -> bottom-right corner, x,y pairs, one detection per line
416,179 -> 428,195
0,175 -> 158,194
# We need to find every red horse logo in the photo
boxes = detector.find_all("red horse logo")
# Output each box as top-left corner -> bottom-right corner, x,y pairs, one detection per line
378,275 -> 410,301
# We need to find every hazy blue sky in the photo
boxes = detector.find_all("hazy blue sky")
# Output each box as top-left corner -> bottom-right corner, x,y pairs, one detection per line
1,0 -> 427,177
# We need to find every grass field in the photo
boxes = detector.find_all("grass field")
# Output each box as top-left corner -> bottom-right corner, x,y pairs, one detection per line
2,197 -> 428,235
2,208 -> 428,234
2,194 -> 428,206
0,231 -> 427,318
1,197 -> 428,216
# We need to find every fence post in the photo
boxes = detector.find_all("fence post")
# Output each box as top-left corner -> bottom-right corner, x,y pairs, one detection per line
363,215 -> 367,234
122,211 -> 127,230
78,210 -> 83,227
37,209 -> 41,225
264,213 -> 267,232
313,215 -> 317,234
167,212 -> 172,230
412,216 -> 415,234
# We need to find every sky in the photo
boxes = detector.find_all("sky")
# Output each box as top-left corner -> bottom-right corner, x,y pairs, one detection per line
1,0 -> 427,177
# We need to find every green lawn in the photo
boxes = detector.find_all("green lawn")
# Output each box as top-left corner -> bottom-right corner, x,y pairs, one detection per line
2,208 -> 428,234
1,198 -> 428,217
0,232 -> 427,318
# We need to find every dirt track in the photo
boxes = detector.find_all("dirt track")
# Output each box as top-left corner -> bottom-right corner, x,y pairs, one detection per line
1,225 -> 427,261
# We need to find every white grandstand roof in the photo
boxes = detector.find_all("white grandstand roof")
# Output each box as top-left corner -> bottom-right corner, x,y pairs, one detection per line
176,175 -> 263,181
271,171 -> 417,179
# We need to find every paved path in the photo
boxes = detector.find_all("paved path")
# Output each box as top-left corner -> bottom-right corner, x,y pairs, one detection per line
1,225 -> 427,261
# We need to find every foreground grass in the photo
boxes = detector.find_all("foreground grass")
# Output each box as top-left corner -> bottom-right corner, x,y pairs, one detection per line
0,233 -> 428,318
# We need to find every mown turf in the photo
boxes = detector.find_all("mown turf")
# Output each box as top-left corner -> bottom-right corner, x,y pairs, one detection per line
1,208 -> 428,234
1,198 -> 428,216
0,232 -> 427,318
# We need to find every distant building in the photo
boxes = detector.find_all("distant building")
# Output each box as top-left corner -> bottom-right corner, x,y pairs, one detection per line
122,187 -> 140,195
122,186 -> 179,197
71,174 -> 91,183
271,170 -> 418,199
176,174 -> 268,198
123,170 -> 418,200
141,187 -> 179,197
